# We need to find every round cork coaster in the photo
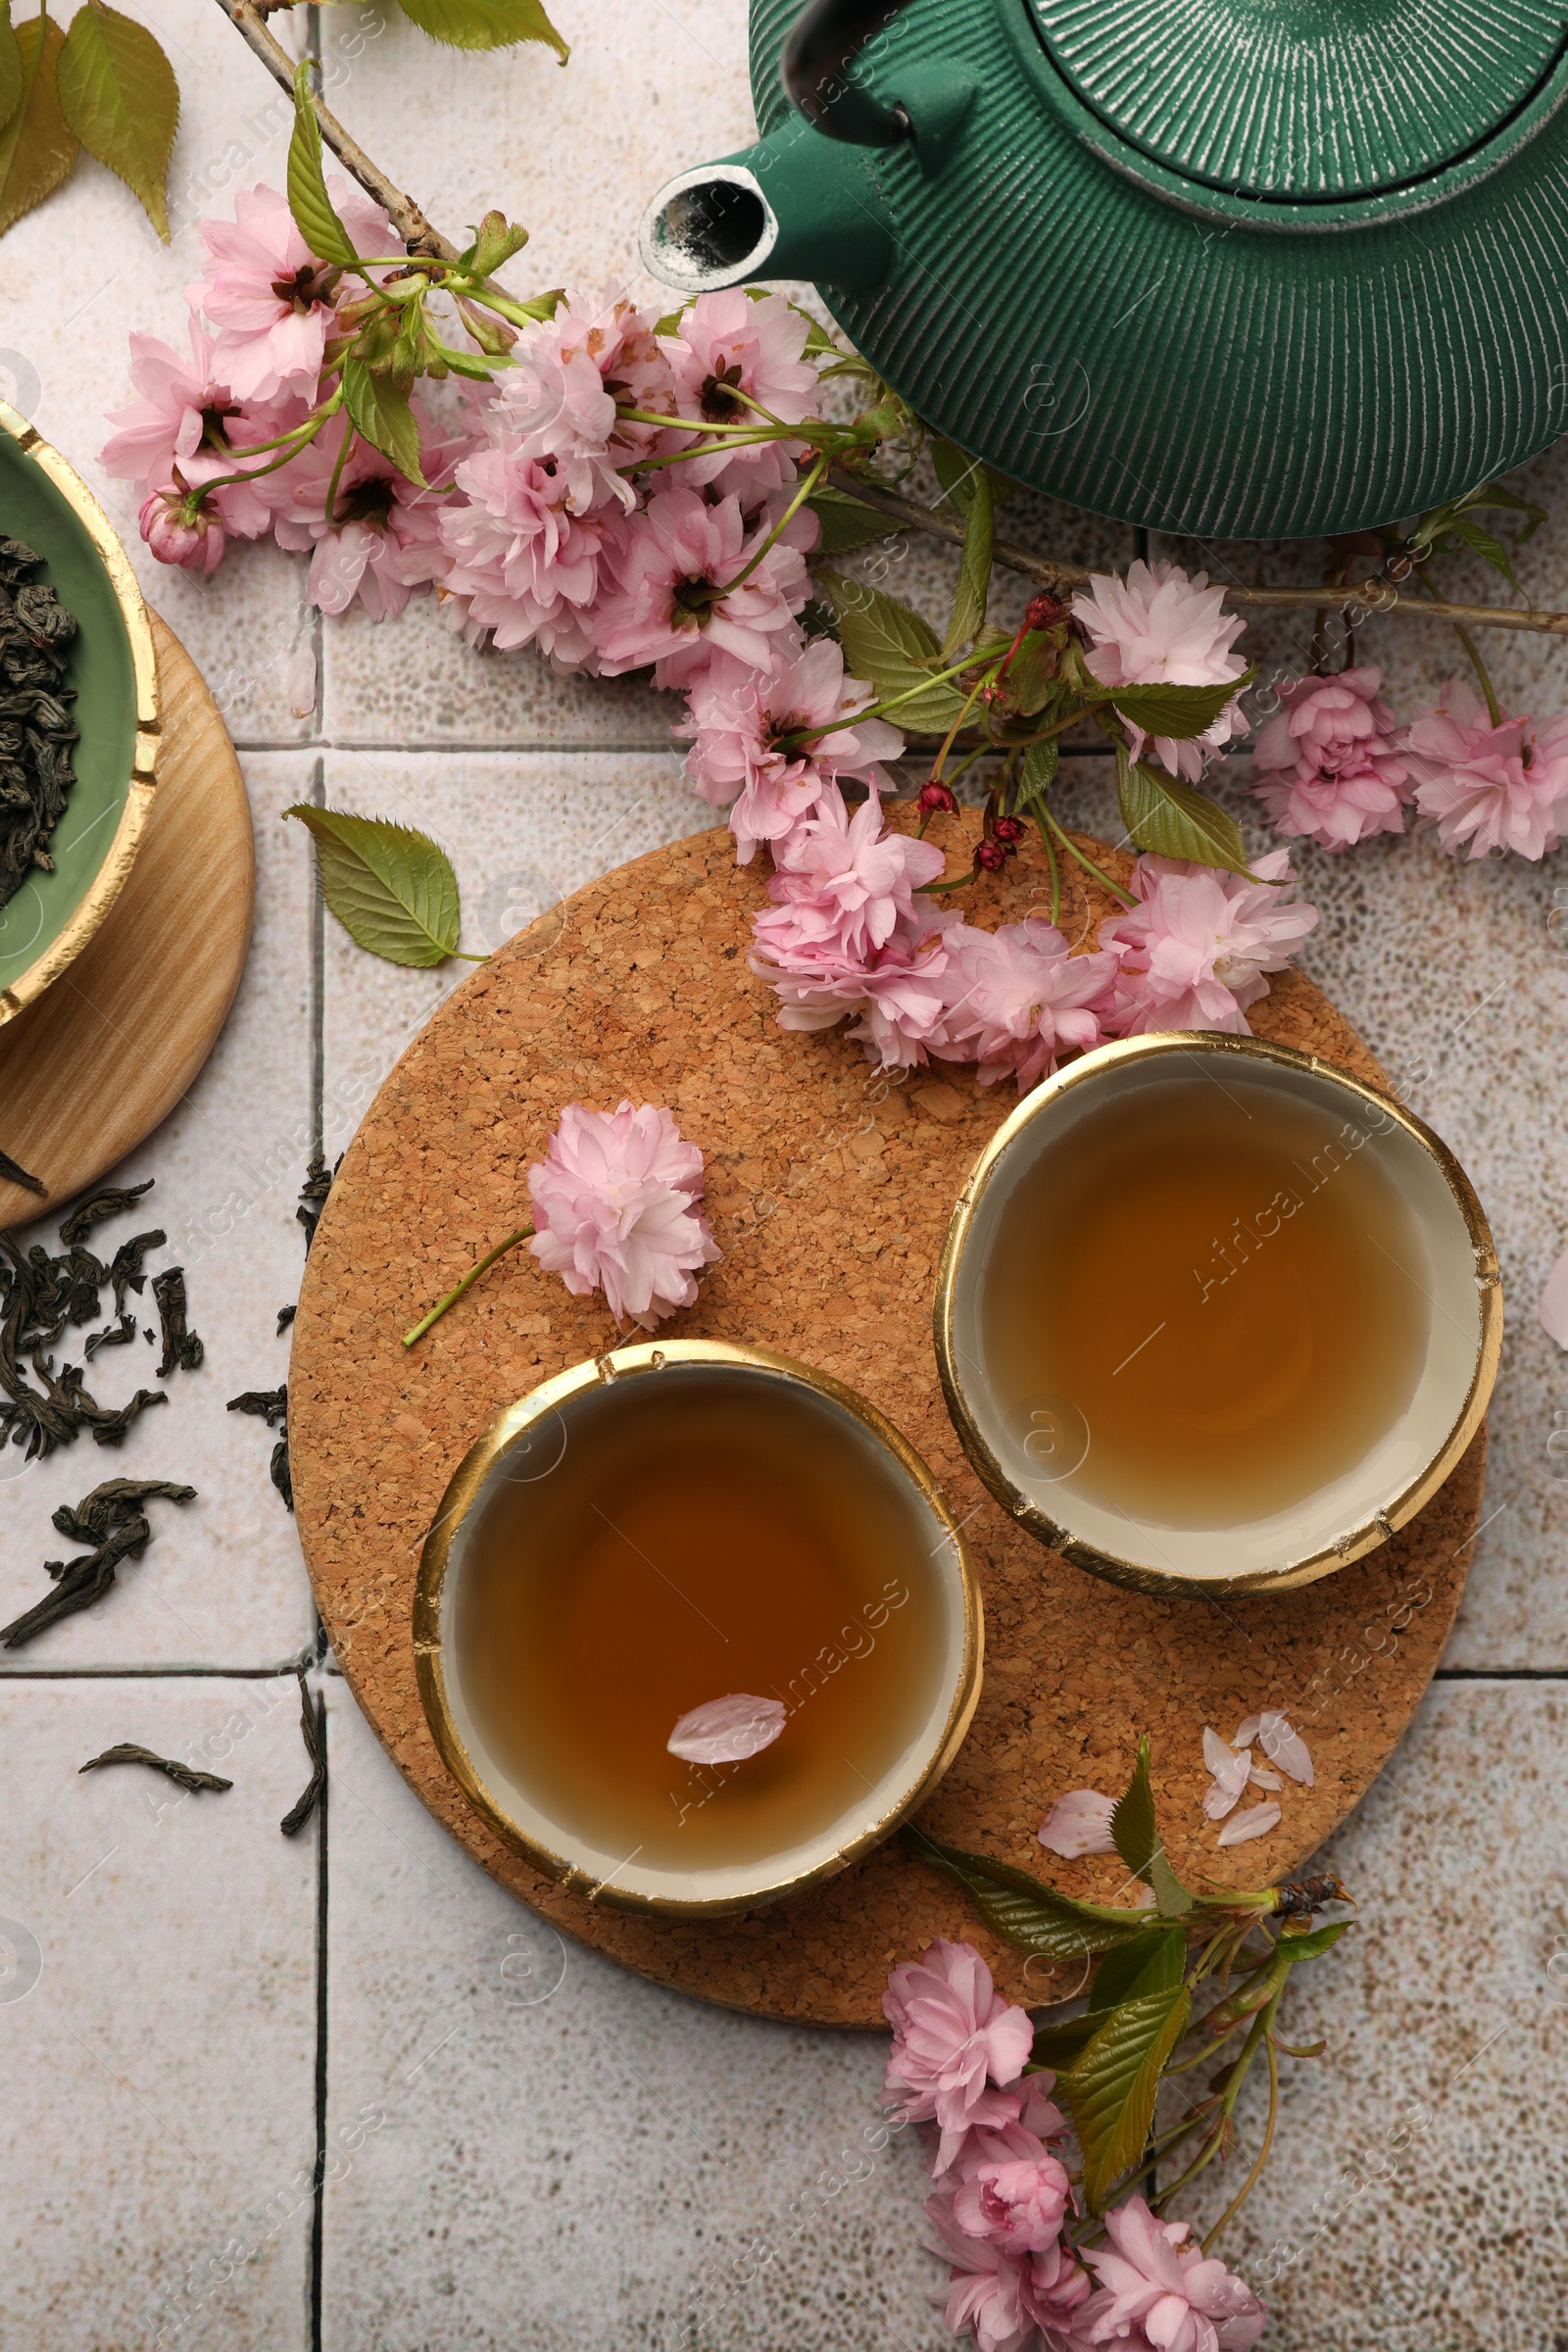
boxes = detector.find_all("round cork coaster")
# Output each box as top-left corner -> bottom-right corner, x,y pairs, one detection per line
290,812 -> 1485,2029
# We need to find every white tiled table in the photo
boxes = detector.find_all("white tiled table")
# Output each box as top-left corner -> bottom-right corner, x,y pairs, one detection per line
1,6 -> 1564,2345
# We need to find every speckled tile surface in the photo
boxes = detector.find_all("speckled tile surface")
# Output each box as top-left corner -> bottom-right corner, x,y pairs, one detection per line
0,0 -> 1564,2343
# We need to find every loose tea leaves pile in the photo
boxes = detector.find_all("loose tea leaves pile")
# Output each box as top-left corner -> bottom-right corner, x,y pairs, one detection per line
0,1182 -> 195,1461
0,1477 -> 196,1648
79,1742 -> 231,1793
227,1385 -> 292,1510
0,538 -> 79,912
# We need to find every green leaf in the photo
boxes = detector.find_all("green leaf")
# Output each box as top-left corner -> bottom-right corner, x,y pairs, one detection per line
0,6 -> 24,131
1029,2014 -> 1101,2070
1106,669 -> 1254,741
817,569 -> 968,734
1088,1925 -> 1187,2011
1440,513 -> 1525,598
284,807 -> 461,966
1277,1919 -> 1351,1963
1110,1738 -> 1194,1919
900,1826 -> 1163,1964
56,1 -> 177,242
1005,630 -> 1062,718
1015,734 -> 1057,815
342,360 -> 427,486
1065,1980 -> 1192,2212
394,0 -> 569,59
0,12 -> 77,238
287,58 -> 359,267
465,207 -> 528,275
944,462 -> 994,656
806,485 -> 898,556
1116,747 -> 1259,878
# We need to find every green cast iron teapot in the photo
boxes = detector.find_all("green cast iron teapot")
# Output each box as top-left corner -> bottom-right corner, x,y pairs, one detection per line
638,0 -> 1568,539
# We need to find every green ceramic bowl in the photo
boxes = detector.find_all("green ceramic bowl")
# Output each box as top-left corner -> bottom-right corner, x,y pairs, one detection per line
0,400 -> 158,1024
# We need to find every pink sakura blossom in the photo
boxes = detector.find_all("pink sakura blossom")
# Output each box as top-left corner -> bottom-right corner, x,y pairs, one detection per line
138,487 -> 225,576
758,913 -> 960,1072
262,412 -> 468,621
190,180 -> 394,404
102,312 -> 290,541
682,636 -> 905,863
526,1101 -> 719,1331
883,1939 -> 1034,2173
1038,1788 -> 1117,1859
756,783 -> 946,960
500,286 -> 672,514
591,484 -> 815,690
1251,667 -> 1411,850
923,2202 -> 1092,2352
1079,2197 -> 1265,2352
1099,849 -> 1318,1035
946,2111 -> 1072,2256
1402,675 -> 1568,859
662,287 -> 818,497
932,918 -> 1118,1091
1072,562 -> 1250,780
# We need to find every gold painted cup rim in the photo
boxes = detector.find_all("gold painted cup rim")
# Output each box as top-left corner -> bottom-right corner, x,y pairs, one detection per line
933,1031 -> 1500,1599
413,1337 -> 984,1918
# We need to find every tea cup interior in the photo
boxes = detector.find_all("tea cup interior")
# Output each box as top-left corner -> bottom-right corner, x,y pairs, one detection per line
940,1040 -> 1494,1592
419,1348 -> 979,1914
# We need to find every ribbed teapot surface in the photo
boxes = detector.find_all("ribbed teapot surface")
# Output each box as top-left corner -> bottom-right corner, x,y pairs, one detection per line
1031,0 -> 1568,198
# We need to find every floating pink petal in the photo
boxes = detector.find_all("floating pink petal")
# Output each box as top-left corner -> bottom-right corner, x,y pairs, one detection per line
1215,1801 -> 1281,1847
1541,1246 -> 1568,1349
666,1693 -> 786,1765
1235,1710 -> 1313,1786
1038,1788 -> 1117,1858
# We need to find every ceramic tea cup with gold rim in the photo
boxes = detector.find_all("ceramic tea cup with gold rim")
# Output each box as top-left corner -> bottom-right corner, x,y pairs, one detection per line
415,1339 -> 982,1917
935,1033 -> 1499,1598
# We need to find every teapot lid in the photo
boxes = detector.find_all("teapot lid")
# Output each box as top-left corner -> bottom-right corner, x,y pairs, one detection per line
1028,0 -> 1568,197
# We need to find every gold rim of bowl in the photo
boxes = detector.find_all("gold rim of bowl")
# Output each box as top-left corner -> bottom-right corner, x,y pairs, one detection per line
413,1336 -> 986,1918
933,1031 -> 1501,1599
0,399 -> 159,1028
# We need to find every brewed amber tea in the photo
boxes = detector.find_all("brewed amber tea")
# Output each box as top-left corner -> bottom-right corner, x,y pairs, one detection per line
453,1365 -> 951,1873
980,1068 -> 1431,1528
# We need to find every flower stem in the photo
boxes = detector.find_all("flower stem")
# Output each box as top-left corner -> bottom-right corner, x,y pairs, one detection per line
1410,569 -> 1503,724
616,407 -> 784,437
721,454 -> 826,598
402,1223 -> 534,1348
1200,2028 -> 1280,2253
1040,806 -> 1137,906
1042,820 -> 1061,927
192,390 -> 343,497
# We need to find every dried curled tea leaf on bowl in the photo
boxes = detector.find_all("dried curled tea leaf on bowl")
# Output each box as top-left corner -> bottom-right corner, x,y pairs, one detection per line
0,1147 -> 44,1195
0,539 -> 79,903
79,1742 -> 230,1792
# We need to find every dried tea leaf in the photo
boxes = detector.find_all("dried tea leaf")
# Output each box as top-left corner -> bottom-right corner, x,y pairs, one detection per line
283,805 -> 462,967
280,1668 -> 325,1835
0,539 -> 79,905
228,1384 -> 293,1512
1,1478 -> 193,1648
0,1147 -> 43,1195
107,1227 -> 165,1310
151,1265 -> 202,1375
58,1178 -> 153,1246
56,0 -> 178,242
276,1304 -> 296,1334
83,1311 -> 135,1359
296,1153 -> 335,1252
395,0 -> 568,61
80,1742 -> 231,1792
0,13 -> 77,238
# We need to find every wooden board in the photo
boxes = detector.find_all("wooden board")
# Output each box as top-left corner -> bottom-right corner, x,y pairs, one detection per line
0,613 -> 255,1223
290,813 -> 1485,2028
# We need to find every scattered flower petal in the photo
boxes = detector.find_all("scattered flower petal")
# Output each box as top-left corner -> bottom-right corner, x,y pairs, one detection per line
1038,1788 -> 1117,1858
1200,1726 -> 1252,1820
666,1692 -> 786,1764
1541,1245 -> 1568,1349
1234,1709 -> 1313,1787
1215,1800 -> 1282,1847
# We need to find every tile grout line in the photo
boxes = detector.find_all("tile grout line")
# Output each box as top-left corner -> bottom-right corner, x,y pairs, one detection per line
310,1687 -> 330,2352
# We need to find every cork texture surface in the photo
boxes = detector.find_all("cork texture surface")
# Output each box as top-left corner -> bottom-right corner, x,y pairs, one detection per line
290,814 -> 1485,2028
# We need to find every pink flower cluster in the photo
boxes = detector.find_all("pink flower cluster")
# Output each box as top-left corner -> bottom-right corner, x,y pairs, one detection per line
884,1938 -> 1265,2352
527,1100 -> 719,1330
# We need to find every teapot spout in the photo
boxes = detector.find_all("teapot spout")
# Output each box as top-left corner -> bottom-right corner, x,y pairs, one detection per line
638,121 -> 892,297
